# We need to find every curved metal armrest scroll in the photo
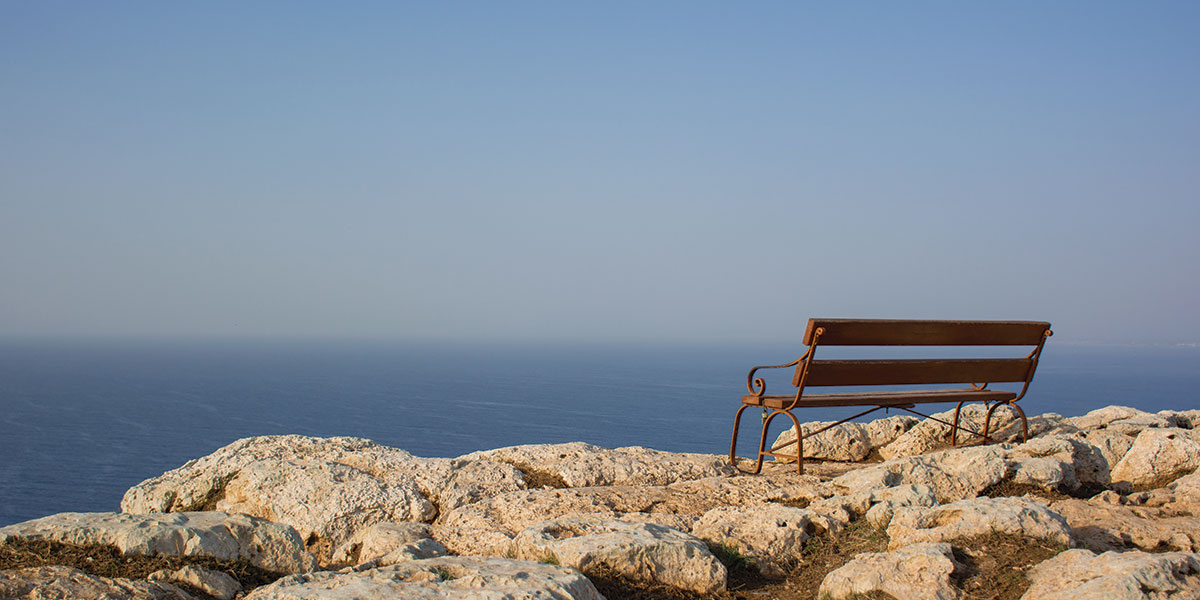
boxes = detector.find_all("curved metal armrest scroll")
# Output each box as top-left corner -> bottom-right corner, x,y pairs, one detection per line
745,354 -> 807,397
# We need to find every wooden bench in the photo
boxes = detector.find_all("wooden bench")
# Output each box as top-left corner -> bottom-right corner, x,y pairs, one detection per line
729,319 -> 1052,474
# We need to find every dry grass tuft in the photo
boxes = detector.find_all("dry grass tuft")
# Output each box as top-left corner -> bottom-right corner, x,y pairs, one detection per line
502,460 -> 569,489
0,537 -> 284,596
950,533 -> 1067,600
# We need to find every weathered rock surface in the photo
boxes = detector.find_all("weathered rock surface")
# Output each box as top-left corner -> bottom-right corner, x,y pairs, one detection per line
460,442 -> 735,487
434,485 -> 706,556
691,504 -> 836,573
769,421 -> 873,462
880,404 -> 1020,459
831,445 -> 1010,503
887,496 -> 1072,549
1051,496 -> 1200,552
149,565 -> 241,600
0,565 -> 196,600
243,557 -> 604,600
1022,549 -> 1200,600
330,522 -> 447,568
218,458 -> 436,562
818,542 -> 963,600
0,511 -> 317,573
511,517 -> 726,594
1109,428 -> 1200,489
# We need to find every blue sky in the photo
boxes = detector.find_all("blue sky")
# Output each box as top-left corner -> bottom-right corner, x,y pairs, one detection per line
2,2 -> 1197,344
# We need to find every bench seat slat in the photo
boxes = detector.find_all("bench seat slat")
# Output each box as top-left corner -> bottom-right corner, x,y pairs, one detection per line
741,388 -> 1017,409
798,358 -> 1033,387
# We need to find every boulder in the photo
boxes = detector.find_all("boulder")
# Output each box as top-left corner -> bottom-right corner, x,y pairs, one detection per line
887,497 -> 1072,550
1022,549 -> 1200,600
459,442 -> 735,487
242,557 -> 604,600
0,511 -> 317,573
1050,497 -> 1200,552
0,566 -> 195,600
435,485 -> 704,542
807,484 -> 938,529
120,435 -> 532,565
880,404 -> 1019,460
149,565 -> 241,600
1066,406 -> 1157,431
510,517 -> 726,595
818,542 -> 963,600
831,445 -> 1009,503
1109,428 -> 1200,489
863,415 -> 921,449
691,504 -> 836,572
768,421 -> 873,462
330,522 -> 447,568
217,458 -> 435,562
666,473 -> 828,508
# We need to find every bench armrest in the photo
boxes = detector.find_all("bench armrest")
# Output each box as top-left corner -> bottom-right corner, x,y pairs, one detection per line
745,351 -> 809,397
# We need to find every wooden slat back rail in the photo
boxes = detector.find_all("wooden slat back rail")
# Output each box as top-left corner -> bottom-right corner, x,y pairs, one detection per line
800,358 -> 1033,387
802,319 -> 1052,346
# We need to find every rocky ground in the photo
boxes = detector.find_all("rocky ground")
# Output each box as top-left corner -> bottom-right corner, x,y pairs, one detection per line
3,403 -> 1200,599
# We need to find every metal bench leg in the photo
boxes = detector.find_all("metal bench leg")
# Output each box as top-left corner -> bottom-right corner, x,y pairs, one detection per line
757,409 -> 804,475
983,401 -> 1029,443
950,400 -> 967,446
729,404 -> 752,472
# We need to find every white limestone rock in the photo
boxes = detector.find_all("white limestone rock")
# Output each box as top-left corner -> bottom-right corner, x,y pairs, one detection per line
831,445 -> 1010,503
818,542 -> 963,600
218,458 -> 435,562
0,511 -> 318,573
243,556 -> 604,600
880,404 -> 1019,460
691,503 -> 837,571
510,517 -> 726,595
149,565 -> 241,600
1110,428 -> 1200,489
887,496 -> 1072,550
1070,408 -> 1161,432
1050,497 -> 1200,553
330,522 -> 448,568
0,566 -> 196,600
666,473 -> 828,509
768,421 -> 873,462
1022,549 -> 1200,600
436,485 -> 706,543
460,442 -> 735,487
864,415 -> 922,449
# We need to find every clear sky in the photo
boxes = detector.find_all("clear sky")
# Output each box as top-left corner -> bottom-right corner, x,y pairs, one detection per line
2,2 -> 1197,344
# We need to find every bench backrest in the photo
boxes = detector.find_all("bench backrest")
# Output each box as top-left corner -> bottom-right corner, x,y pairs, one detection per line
793,319 -> 1052,390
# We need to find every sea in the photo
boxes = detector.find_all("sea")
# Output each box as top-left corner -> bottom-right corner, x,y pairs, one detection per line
1,338 -> 1198,527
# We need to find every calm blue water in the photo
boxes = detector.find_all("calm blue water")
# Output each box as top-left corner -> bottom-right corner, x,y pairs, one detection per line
1,339 -> 1197,527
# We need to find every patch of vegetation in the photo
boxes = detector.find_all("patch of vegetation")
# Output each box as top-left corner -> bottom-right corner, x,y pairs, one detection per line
502,460 -> 569,489
950,533 -> 1067,600
0,537 -> 284,594
178,472 -> 238,512
772,497 -> 811,509
793,519 -> 891,599
980,476 -> 1108,501
706,541 -> 756,573
433,567 -> 456,581
538,551 -> 559,566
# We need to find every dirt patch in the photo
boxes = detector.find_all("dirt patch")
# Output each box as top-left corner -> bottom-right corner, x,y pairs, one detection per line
981,477 -> 1107,502
792,519 -> 892,599
950,533 -> 1067,600
0,537 -> 284,596
502,460 -> 569,489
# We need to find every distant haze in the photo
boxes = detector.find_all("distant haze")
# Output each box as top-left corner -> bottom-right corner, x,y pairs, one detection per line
2,2 -> 1198,345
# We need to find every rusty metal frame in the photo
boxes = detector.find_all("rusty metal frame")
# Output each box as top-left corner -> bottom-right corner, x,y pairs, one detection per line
729,325 -> 1053,475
